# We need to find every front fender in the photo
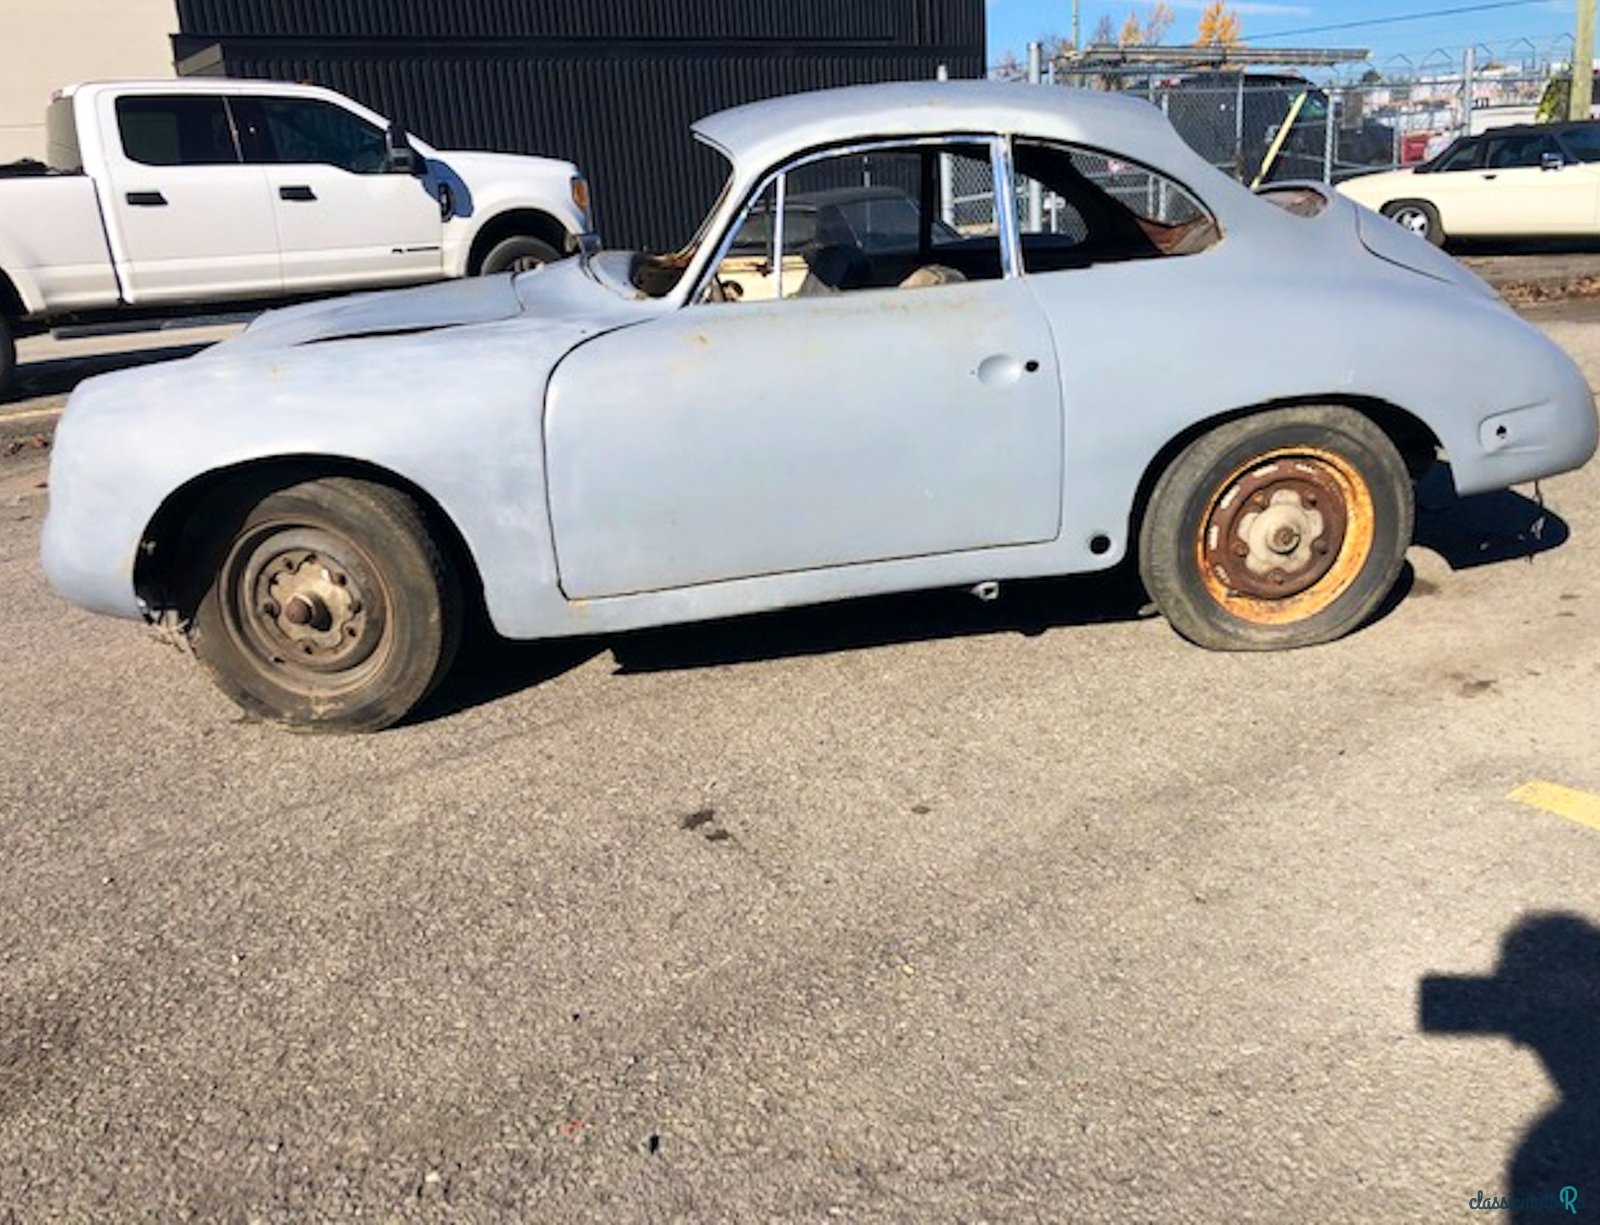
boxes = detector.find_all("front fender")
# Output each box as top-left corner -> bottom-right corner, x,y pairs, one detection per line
42,316 -> 595,635
436,153 -> 588,278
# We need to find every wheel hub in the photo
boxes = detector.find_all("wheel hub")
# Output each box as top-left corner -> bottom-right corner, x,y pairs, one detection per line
247,546 -> 375,671
1204,459 -> 1349,600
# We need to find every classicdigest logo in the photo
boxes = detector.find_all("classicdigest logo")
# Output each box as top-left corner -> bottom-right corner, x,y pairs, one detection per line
1469,1186 -> 1580,1214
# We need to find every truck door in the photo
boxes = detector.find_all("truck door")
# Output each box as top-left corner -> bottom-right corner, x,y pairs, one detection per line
233,95 -> 446,292
99,92 -> 281,303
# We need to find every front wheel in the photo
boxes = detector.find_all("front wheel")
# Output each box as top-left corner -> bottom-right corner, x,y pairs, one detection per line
1382,199 -> 1445,246
478,235 -> 562,276
189,477 -> 462,732
1139,406 -> 1414,651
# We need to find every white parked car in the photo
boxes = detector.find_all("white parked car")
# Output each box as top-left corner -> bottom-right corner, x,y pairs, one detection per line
0,79 -> 596,394
1337,121 -> 1600,245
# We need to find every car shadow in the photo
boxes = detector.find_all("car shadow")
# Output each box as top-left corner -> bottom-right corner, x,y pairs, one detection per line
1413,462 -> 1569,569
1450,236 -> 1600,257
1420,912 -> 1600,1221
4,341 -> 215,405
409,463 -> 1573,723
408,564 -> 1155,724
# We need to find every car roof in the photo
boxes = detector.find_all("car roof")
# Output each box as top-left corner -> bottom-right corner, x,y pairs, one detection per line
1463,122 -> 1594,141
692,81 -> 1190,177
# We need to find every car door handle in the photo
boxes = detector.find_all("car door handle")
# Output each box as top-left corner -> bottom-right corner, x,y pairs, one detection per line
125,191 -> 166,207
279,185 -> 317,202
977,355 -> 1040,387
1482,173 -> 1498,181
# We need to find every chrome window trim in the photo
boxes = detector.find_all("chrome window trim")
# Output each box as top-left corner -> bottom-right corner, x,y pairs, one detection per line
685,133 -> 1008,307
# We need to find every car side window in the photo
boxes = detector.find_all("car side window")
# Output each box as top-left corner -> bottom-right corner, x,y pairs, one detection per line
115,95 -> 239,167
252,97 -> 390,173
1484,133 -> 1561,170
705,141 -> 998,304
1435,140 -> 1482,172
1559,125 -> 1600,163
1013,141 -> 1220,275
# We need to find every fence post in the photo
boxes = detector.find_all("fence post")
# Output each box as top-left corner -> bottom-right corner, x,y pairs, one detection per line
1234,71 -> 1246,181
937,64 -> 955,227
1462,46 -> 1476,137
1322,86 -> 1336,183
1027,43 -> 1044,232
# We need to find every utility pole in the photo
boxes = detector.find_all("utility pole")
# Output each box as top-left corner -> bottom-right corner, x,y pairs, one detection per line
1073,0 -> 1081,54
1574,0 -> 1597,120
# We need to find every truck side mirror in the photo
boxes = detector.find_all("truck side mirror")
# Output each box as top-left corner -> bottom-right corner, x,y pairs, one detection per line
1542,150 -> 1565,172
385,122 -> 424,176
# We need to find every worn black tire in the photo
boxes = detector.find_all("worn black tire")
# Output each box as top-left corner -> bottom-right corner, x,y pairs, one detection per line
189,477 -> 461,733
1381,199 -> 1445,246
1139,406 -> 1414,652
478,235 -> 562,275
0,315 -> 16,401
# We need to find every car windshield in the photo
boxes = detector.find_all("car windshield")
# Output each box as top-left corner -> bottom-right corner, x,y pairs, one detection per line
1560,125 -> 1600,163
629,169 -> 735,299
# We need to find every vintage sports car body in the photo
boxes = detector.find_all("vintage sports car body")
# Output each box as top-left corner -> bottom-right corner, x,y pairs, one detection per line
42,82 -> 1599,730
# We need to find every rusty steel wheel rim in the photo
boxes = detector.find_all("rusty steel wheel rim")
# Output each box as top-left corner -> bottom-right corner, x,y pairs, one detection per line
220,521 -> 393,692
1197,446 -> 1376,626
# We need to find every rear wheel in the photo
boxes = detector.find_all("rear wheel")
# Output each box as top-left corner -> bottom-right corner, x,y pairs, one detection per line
1382,199 -> 1444,246
1139,406 -> 1414,651
0,315 -> 16,401
188,477 -> 461,732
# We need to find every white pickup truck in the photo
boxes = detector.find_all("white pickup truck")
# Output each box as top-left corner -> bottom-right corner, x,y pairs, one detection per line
0,78 -> 598,395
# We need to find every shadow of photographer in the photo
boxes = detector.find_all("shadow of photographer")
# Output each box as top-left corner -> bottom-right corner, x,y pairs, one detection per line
1421,912 -> 1600,1221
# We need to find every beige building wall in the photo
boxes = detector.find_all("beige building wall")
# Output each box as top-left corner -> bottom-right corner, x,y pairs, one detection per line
0,0 -> 178,163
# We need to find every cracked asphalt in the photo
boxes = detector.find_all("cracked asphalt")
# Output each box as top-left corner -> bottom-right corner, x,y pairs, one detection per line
1,302 -> 1598,1221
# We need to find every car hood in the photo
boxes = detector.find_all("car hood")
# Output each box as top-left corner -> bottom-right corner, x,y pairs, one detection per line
434,149 -> 579,178
1335,167 -> 1417,202
218,258 -> 652,356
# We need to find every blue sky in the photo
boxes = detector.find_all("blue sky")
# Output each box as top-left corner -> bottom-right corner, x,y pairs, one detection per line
986,0 -> 1579,72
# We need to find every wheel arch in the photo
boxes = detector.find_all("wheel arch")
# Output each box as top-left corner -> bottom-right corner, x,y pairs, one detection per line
466,209 -> 572,275
134,455 -> 490,626
1128,394 -> 1441,541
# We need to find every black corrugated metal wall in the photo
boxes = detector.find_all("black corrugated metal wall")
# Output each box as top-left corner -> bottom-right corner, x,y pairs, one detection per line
173,1 -> 985,250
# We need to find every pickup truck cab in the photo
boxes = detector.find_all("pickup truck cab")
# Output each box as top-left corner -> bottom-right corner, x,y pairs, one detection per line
0,79 -> 596,394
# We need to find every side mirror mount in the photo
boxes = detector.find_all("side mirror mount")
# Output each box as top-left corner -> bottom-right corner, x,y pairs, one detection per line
1542,150 -> 1565,172
386,122 -> 424,176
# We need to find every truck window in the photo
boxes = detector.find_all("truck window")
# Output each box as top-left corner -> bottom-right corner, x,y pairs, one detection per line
115,95 -> 239,166
252,98 -> 390,174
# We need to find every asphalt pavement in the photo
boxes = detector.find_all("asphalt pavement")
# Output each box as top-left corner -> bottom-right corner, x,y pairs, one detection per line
0,299 -> 1598,1221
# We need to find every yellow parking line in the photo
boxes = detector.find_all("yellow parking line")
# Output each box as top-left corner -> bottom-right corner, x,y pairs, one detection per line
1508,781 -> 1600,833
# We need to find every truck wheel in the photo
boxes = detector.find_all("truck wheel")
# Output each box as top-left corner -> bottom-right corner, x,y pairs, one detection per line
0,316 -> 15,401
1139,405 -> 1414,651
479,235 -> 561,275
188,476 -> 462,733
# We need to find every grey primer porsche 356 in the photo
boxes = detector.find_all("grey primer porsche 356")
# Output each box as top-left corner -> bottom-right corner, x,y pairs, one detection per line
42,83 -> 1599,731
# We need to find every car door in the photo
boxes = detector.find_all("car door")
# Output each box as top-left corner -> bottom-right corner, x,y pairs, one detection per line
1412,137 -> 1492,235
1461,132 -> 1597,235
544,281 -> 1063,600
235,94 -> 445,291
99,92 -> 281,303
543,139 -> 1064,601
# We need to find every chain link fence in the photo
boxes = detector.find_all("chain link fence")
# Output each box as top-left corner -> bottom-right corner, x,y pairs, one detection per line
978,63 -> 1562,186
